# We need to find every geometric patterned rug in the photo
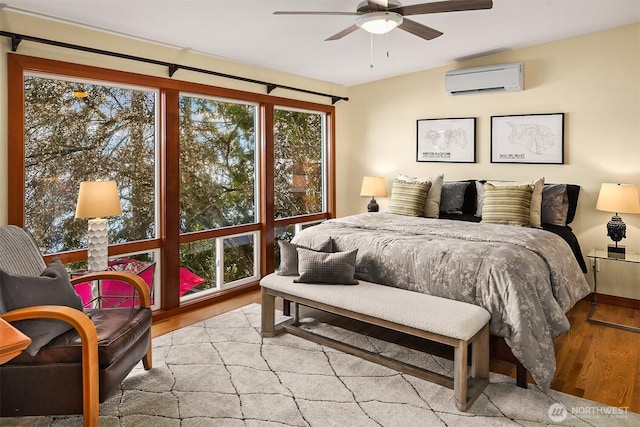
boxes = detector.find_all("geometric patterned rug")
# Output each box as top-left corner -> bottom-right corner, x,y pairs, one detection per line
2,304 -> 637,426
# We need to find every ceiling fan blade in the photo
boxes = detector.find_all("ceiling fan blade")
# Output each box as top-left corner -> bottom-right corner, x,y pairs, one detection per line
273,11 -> 357,16
367,0 -> 389,12
325,24 -> 360,41
398,19 -> 443,40
391,0 -> 493,16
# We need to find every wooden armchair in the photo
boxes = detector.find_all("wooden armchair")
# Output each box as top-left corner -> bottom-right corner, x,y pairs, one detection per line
0,225 -> 152,427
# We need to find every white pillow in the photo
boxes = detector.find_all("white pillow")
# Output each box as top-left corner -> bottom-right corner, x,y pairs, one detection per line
397,173 -> 444,218
487,177 -> 544,228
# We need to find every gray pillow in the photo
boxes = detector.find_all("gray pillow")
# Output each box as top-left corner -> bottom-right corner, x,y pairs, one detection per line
439,181 -> 469,214
475,181 -> 485,217
277,238 -> 333,276
541,184 -> 569,226
0,258 -> 84,356
294,248 -> 358,285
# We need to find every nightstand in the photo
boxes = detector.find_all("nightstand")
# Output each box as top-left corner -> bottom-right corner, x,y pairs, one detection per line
587,249 -> 640,333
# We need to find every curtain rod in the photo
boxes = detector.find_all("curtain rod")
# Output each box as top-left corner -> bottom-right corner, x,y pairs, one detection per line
0,30 -> 349,105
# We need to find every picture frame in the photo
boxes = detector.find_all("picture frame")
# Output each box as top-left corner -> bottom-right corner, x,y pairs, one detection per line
416,117 -> 476,163
491,113 -> 564,164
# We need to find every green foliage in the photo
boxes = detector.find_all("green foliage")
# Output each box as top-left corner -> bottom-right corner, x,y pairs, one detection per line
274,109 -> 324,218
24,76 -> 155,253
24,77 -> 327,297
179,97 -> 256,232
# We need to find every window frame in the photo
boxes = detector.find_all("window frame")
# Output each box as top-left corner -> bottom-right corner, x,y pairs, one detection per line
273,105 -> 328,219
22,71 -> 162,253
7,53 -> 336,316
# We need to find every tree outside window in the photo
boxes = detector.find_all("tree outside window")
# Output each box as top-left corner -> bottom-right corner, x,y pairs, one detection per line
24,75 -> 157,254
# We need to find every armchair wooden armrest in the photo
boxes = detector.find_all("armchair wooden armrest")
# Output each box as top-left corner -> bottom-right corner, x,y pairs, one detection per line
1,306 -> 99,427
71,271 -> 151,308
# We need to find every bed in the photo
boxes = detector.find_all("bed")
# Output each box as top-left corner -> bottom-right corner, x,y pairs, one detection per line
289,179 -> 591,390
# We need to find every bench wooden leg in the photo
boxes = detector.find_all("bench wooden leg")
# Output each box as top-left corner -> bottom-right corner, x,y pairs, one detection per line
472,324 -> 489,379
454,339 -> 469,411
261,287 -> 276,337
455,324 -> 490,412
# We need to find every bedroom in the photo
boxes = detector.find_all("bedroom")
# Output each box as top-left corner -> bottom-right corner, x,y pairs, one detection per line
0,0 -> 639,424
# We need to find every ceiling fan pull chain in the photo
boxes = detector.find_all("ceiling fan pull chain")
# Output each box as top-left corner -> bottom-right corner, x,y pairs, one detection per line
386,31 -> 390,58
370,33 -> 374,68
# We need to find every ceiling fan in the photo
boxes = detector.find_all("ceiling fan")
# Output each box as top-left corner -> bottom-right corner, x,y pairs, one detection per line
274,0 -> 493,41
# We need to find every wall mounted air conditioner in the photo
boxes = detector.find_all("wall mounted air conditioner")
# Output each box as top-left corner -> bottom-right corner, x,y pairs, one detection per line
444,62 -> 523,96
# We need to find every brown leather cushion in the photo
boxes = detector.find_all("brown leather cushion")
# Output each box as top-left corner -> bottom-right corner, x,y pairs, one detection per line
7,308 -> 152,366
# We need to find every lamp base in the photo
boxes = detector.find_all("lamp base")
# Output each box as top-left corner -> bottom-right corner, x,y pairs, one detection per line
607,244 -> 625,259
367,197 -> 379,212
87,218 -> 109,272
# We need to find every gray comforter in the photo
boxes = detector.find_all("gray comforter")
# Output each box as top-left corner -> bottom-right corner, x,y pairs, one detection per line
291,213 -> 591,389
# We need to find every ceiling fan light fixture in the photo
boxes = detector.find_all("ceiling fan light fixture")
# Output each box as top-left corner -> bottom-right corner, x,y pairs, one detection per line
356,12 -> 403,35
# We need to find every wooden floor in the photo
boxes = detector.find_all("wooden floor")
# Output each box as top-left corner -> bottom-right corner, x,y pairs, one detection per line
152,290 -> 640,413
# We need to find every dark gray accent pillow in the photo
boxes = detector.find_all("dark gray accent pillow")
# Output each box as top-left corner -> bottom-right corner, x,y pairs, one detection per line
277,238 -> 333,276
294,248 -> 358,285
541,184 -> 569,226
440,181 -> 469,214
475,181 -> 485,217
0,258 -> 84,356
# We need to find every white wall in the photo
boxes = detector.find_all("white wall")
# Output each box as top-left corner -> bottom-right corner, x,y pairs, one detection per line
342,24 -> 640,298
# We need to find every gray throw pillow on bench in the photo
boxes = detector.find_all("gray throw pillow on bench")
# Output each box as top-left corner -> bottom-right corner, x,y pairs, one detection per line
277,238 -> 333,276
294,248 -> 358,285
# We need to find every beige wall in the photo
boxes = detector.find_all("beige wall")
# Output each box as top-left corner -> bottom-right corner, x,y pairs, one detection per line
1,12 -> 638,297
342,24 -> 640,298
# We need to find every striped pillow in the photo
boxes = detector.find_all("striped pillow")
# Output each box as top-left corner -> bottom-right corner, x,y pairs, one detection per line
481,183 -> 533,227
388,179 -> 432,217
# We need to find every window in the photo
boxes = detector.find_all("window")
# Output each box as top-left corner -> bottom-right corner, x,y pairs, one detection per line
9,54 -> 335,314
179,94 -> 259,299
179,95 -> 258,230
23,74 -> 158,254
273,107 -> 326,219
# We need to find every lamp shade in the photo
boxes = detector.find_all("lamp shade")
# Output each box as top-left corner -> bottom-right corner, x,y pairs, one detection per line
75,180 -> 122,219
595,183 -> 640,214
360,176 -> 387,197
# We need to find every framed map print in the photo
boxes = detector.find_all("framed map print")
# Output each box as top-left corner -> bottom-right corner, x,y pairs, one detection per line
416,117 -> 476,163
491,113 -> 564,164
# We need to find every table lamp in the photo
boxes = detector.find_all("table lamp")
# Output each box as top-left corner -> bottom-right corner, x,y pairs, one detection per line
360,176 -> 387,212
75,180 -> 122,271
595,183 -> 640,259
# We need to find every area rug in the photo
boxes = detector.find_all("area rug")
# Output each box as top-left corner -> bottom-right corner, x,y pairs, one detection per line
2,303 -> 637,426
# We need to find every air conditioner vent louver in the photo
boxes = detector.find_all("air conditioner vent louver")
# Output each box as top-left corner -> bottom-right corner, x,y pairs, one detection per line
445,63 -> 523,96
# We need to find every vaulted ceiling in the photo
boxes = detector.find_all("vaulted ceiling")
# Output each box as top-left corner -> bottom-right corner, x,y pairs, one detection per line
2,1 -> 639,86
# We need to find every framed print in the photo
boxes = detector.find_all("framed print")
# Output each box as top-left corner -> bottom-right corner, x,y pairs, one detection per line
416,117 -> 476,163
491,113 -> 564,164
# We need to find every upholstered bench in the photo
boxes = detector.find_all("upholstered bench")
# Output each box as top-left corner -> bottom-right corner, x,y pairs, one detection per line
260,273 -> 491,411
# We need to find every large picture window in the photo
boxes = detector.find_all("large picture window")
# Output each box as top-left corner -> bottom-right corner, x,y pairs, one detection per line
23,74 -> 158,254
179,94 -> 258,230
8,54 -> 335,315
179,94 -> 259,298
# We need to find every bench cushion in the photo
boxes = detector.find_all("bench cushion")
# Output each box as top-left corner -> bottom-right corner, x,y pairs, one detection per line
261,273 -> 490,341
